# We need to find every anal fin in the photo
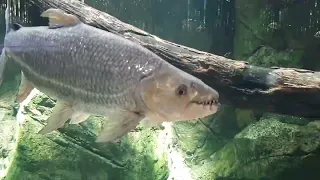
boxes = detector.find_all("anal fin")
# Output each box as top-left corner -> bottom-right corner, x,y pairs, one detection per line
70,112 -> 90,124
95,110 -> 144,143
38,100 -> 73,134
16,71 -> 34,103
40,8 -> 81,29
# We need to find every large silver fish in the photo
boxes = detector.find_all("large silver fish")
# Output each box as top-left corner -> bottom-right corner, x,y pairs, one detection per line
0,8 -> 221,143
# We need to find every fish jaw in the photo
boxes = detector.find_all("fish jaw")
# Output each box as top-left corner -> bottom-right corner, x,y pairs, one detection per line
182,80 -> 221,120
143,94 -> 221,123
181,99 -> 221,120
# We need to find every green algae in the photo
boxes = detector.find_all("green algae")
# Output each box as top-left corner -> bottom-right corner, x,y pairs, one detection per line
190,118 -> 320,180
5,93 -> 168,180
172,120 -> 224,166
246,46 -> 303,68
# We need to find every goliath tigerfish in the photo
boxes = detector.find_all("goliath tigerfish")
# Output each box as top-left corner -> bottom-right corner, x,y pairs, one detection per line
0,8 -> 221,143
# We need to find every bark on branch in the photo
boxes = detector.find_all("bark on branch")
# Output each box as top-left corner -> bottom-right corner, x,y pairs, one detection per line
29,0 -> 320,119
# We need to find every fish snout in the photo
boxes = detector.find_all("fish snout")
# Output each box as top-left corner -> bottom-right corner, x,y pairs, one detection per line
216,102 -> 221,111
208,87 -> 219,103
191,82 -> 220,108
210,89 -> 221,111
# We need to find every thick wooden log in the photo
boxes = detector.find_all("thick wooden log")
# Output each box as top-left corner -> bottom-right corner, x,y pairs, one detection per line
28,0 -> 320,119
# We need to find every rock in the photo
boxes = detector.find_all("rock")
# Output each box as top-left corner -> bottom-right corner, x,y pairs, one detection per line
0,118 -> 18,179
4,92 -> 169,180
191,118 -> 320,180
163,106 -> 239,180
0,55 -> 22,180
171,120 -> 224,166
233,0 -> 275,60
247,46 -> 302,68
262,113 -> 311,126
234,108 -> 258,130
233,0 -> 304,62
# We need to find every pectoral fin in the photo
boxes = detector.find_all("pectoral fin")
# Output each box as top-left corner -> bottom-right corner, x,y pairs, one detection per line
40,8 -> 81,29
16,71 -> 34,103
38,100 -> 73,134
69,112 -> 90,124
95,110 -> 144,143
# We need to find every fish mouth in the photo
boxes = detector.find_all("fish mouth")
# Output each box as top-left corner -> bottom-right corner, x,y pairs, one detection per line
191,99 -> 221,110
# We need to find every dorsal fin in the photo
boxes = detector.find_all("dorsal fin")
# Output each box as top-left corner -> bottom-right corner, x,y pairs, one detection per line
11,23 -> 23,31
40,8 -> 81,29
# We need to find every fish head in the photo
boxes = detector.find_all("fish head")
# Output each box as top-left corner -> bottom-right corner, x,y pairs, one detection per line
139,64 -> 221,122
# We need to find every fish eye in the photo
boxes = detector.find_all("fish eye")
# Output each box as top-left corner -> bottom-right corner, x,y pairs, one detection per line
176,84 -> 188,96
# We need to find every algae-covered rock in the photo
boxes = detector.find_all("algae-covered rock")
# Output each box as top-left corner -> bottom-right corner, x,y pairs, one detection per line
0,116 -> 18,179
191,118 -> 320,180
262,113 -> 311,126
172,105 -> 242,163
171,120 -> 224,166
4,92 -> 169,180
0,52 -> 23,180
162,106 -> 241,180
233,0 -> 275,60
247,46 -> 302,68
233,0 -> 304,63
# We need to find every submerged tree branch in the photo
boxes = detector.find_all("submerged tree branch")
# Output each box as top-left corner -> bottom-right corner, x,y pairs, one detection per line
29,0 -> 320,119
